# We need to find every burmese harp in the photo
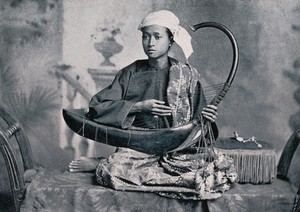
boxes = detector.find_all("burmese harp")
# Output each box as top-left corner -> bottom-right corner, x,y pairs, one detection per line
63,22 -> 239,155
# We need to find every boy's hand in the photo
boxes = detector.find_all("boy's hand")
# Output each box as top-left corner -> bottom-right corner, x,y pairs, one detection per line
201,105 -> 218,122
132,99 -> 172,116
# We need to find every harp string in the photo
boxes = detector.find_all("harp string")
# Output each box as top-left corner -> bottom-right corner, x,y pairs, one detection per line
77,116 -> 88,136
195,117 -> 217,162
197,116 -> 206,154
207,121 -> 217,162
93,125 -> 99,157
203,83 -> 225,104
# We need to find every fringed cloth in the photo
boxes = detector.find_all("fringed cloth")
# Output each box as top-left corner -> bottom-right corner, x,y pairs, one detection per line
215,138 -> 277,184
96,148 -> 237,200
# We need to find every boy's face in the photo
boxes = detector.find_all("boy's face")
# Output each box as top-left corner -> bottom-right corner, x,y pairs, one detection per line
142,25 -> 172,60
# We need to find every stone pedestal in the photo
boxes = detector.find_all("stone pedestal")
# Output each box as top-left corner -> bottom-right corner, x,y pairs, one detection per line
88,67 -> 118,91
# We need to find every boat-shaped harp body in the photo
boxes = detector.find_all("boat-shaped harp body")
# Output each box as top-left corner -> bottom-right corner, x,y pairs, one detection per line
63,22 -> 239,155
63,109 -> 201,155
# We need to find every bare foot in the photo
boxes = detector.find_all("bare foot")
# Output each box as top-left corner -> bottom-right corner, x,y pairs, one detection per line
69,157 -> 105,172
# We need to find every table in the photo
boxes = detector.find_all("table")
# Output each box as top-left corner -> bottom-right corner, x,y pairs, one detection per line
20,169 -> 295,212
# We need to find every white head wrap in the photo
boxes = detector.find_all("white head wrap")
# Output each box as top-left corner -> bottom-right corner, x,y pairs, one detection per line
138,10 -> 193,59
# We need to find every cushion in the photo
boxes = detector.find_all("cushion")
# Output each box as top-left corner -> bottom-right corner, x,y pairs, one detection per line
215,137 -> 277,184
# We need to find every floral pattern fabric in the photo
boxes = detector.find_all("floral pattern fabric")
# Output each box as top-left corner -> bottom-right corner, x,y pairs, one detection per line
96,148 -> 237,200
20,168 -> 295,212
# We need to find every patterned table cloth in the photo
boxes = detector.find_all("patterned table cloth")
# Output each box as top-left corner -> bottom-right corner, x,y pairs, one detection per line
20,169 -> 295,212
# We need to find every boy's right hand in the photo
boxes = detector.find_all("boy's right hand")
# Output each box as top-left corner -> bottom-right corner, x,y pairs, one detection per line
132,99 -> 172,116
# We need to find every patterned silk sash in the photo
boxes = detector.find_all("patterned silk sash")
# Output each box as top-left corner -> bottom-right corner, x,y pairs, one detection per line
167,58 -> 200,126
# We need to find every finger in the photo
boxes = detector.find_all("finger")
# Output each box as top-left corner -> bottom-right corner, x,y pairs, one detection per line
203,106 -> 217,112
204,105 -> 218,112
152,105 -> 172,112
152,112 -> 172,116
203,111 -> 218,118
152,108 -> 171,115
69,164 -> 79,168
69,168 -> 80,173
202,111 -> 217,120
202,108 -> 218,116
154,104 -> 171,110
207,105 -> 218,110
202,114 -> 216,123
153,100 -> 166,105
69,161 -> 78,166
201,110 -> 218,117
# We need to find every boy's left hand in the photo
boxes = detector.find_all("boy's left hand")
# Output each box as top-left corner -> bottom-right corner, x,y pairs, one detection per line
201,105 -> 218,122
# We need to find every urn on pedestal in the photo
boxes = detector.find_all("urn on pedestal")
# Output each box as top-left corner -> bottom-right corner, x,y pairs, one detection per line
91,19 -> 123,67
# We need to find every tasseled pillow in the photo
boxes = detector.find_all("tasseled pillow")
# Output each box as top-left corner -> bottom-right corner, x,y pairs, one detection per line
215,137 -> 276,184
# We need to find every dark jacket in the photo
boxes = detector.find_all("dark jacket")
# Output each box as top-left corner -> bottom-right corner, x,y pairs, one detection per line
88,58 -> 217,138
